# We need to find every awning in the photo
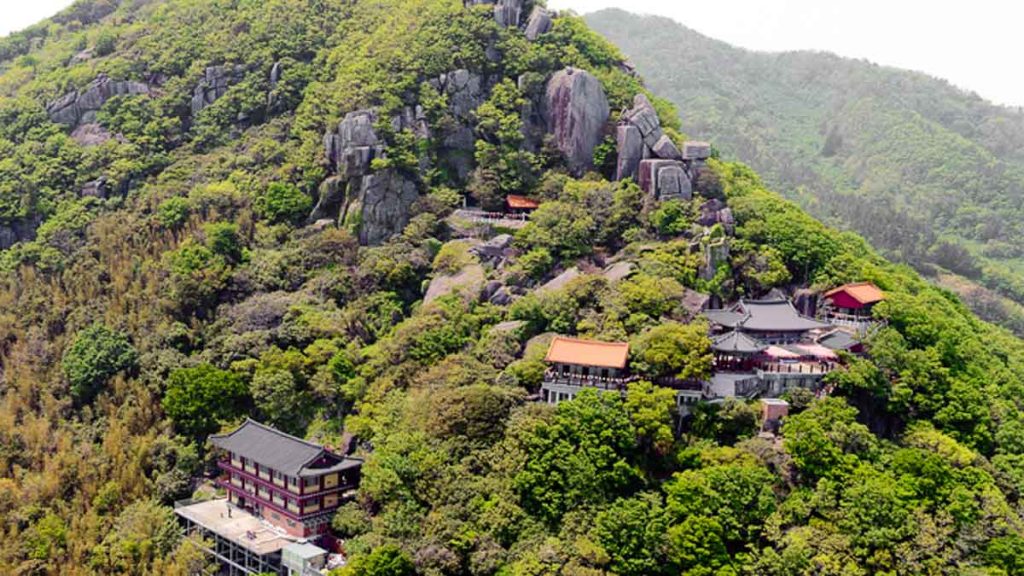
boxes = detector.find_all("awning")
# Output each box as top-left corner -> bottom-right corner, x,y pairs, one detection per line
764,345 -> 800,359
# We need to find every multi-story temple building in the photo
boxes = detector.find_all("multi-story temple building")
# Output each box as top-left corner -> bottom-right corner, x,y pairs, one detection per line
174,420 -> 362,575
211,419 -> 362,539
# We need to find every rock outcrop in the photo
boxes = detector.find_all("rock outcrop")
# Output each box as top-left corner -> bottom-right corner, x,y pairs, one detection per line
465,0 -> 526,28
323,110 -> 383,178
0,217 -> 42,250
470,234 -> 515,267
46,74 -> 152,129
542,68 -> 610,176
430,69 -> 488,181
638,159 -> 692,201
425,262 -> 487,303
191,64 -> 246,117
699,238 -> 730,281
698,199 -> 734,232
613,93 -> 716,201
524,7 -> 553,40
346,170 -> 419,246
614,94 -> 692,200
315,109 -> 419,245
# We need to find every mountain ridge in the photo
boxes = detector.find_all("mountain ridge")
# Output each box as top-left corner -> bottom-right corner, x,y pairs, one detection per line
2,1 -> 1024,575
586,8 -> 1024,335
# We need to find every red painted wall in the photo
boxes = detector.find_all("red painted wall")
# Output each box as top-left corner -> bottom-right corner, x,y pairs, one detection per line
828,291 -> 867,310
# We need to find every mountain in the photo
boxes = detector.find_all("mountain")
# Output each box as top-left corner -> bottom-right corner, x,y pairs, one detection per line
3,1 -> 1024,575
586,8 -> 1024,334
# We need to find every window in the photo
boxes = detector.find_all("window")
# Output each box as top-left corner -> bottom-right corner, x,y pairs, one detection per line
303,476 -> 319,489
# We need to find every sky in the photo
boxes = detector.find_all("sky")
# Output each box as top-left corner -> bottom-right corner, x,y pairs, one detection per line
3,0 -> 1023,107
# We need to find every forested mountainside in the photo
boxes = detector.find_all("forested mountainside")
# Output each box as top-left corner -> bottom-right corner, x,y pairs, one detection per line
586,9 -> 1024,335
3,1 -> 1024,575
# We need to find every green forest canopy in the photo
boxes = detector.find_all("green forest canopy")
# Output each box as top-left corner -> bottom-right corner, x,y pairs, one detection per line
1,1 -> 1024,575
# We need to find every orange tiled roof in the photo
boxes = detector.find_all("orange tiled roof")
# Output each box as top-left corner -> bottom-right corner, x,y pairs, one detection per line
506,195 -> 540,210
544,336 -> 629,369
824,282 -> 885,305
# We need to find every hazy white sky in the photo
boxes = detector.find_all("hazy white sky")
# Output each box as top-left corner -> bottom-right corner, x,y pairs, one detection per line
3,0 -> 1023,107
550,0 -> 1024,107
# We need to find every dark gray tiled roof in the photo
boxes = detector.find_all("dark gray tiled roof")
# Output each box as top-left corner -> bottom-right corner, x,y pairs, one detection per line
210,419 -> 360,477
711,330 -> 766,354
818,330 -> 859,351
706,298 -> 829,332
703,309 -> 746,328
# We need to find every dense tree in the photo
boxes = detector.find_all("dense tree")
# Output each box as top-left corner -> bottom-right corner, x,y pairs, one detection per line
61,324 -> 139,404
630,322 -> 713,381
162,365 -> 249,440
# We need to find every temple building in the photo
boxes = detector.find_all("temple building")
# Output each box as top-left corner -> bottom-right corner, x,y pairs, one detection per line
505,194 -> 540,215
704,297 -> 829,343
174,420 -> 362,575
540,336 -> 705,410
541,336 -> 630,403
822,282 -> 885,321
705,297 -> 836,398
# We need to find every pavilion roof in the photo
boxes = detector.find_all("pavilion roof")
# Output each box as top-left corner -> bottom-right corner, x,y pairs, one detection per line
711,330 -> 766,354
544,336 -> 629,369
705,298 -> 829,332
506,194 -> 540,210
210,419 -> 362,478
823,282 -> 885,306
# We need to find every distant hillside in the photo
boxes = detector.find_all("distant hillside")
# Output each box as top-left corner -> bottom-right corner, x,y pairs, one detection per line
587,8 -> 1024,331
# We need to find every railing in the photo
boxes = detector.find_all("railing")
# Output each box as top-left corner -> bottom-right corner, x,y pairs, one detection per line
217,478 -> 333,523
543,370 -> 636,390
451,209 -> 531,228
759,361 -> 834,375
218,460 -> 354,502
651,376 -> 705,391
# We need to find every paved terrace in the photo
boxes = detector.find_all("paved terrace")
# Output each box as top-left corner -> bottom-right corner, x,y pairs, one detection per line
175,498 -> 295,556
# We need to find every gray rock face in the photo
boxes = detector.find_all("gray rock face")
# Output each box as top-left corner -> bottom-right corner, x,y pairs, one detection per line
793,289 -> 818,317
624,94 -> 663,147
698,199 -> 734,233
700,238 -> 730,280
0,216 -> 42,250
70,123 -> 116,147
525,7 -> 553,40
489,286 -> 514,306
682,141 -> 711,160
652,134 -> 683,160
46,74 -> 152,128
542,68 -> 610,176
310,176 -> 348,222
639,159 -> 692,200
471,233 -> 514,265
191,64 -> 246,117
430,69 -> 487,181
616,92 -> 713,197
324,109 -> 384,178
615,124 -> 643,181
80,177 -> 111,199
317,109 -> 420,245
602,261 -> 635,283
424,263 -> 486,304
494,0 -> 525,27
344,170 -> 419,246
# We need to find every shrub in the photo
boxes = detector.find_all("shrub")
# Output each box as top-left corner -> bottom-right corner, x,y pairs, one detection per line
61,324 -> 139,404
255,183 -> 312,225
156,197 -> 191,230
